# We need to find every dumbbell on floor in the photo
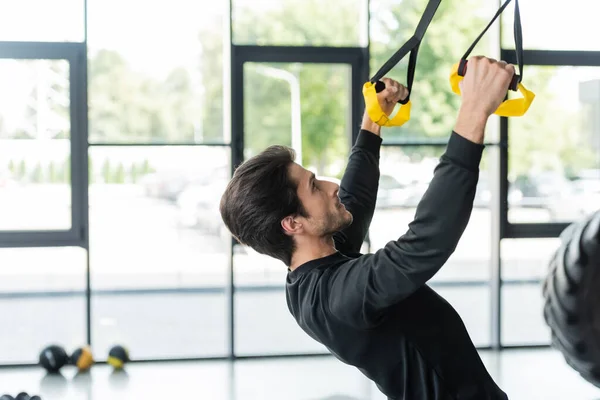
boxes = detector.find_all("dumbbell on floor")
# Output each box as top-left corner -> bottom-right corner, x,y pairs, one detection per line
1,394 -> 42,400
16,393 -> 41,400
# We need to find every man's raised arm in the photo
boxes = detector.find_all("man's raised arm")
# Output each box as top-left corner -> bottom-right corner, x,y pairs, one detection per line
327,57 -> 516,328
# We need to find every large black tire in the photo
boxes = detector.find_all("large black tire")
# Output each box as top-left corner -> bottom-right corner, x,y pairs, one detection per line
543,209 -> 600,387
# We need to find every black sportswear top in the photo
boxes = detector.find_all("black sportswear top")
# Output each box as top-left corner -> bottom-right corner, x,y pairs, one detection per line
286,130 -> 508,400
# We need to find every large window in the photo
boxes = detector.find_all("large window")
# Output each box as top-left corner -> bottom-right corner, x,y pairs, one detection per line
508,66 -> 600,224
86,0 -> 230,359
2,0 -> 599,367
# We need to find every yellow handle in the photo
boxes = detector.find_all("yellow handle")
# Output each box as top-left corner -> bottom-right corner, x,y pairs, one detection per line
449,62 -> 535,117
362,81 -> 411,127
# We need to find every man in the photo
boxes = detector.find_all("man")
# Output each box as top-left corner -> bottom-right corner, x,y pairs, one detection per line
220,56 -> 513,399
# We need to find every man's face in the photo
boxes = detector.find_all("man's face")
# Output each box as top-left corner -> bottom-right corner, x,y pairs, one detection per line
287,163 -> 353,236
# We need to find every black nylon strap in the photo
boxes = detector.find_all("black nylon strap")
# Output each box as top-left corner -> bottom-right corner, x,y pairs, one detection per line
370,0 -> 442,102
459,0 -> 523,90
460,0 -> 512,61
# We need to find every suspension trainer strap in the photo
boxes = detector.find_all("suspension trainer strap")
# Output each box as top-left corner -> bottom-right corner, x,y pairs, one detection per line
449,0 -> 535,117
363,0 -> 442,127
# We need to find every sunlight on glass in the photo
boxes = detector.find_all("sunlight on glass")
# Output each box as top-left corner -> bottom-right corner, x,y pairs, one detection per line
502,0 -> 600,51
0,0 -> 84,42
0,59 -> 72,231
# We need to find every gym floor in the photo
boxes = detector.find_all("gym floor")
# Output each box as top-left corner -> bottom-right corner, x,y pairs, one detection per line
0,348 -> 598,400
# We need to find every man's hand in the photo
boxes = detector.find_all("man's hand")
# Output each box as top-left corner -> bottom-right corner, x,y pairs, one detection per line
454,56 -> 516,144
377,78 -> 409,115
361,78 -> 409,136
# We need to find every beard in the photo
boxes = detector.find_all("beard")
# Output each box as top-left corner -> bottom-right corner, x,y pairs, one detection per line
320,205 -> 353,236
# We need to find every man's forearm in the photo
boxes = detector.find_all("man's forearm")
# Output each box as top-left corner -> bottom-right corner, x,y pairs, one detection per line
453,103 -> 489,144
361,112 -> 381,137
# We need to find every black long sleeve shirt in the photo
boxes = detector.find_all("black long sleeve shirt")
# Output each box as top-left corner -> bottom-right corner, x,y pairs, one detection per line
286,130 -> 508,400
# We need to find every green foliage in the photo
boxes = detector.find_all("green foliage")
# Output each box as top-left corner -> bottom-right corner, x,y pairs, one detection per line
88,50 -> 197,143
31,163 -> 43,183
7,160 -> 15,176
114,163 -> 125,184
64,156 -> 71,183
102,159 -> 111,183
48,161 -> 57,183
18,160 -> 26,180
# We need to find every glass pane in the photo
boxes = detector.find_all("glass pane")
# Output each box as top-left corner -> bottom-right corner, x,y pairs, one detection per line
244,62 -> 352,172
87,0 -> 227,144
0,0 -> 84,42
233,0 -> 366,46
233,257 -> 328,355
89,146 -> 230,359
501,238 -> 558,345
502,284 -> 550,345
433,286 -> 490,347
502,0 -> 600,51
501,238 -> 560,281
369,0 -> 499,143
0,59 -> 72,231
235,62 -> 352,355
0,247 -> 87,364
508,66 -> 600,224
371,146 -> 493,282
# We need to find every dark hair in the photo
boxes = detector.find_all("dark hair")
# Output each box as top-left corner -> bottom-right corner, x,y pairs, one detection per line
219,145 -> 307,266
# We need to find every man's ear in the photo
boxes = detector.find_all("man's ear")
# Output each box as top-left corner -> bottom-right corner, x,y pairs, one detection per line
281,215 -> 302,236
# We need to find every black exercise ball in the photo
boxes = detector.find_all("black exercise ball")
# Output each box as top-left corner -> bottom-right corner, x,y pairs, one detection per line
543,210 -> 600,387
39,345 -> 69,373
15,393 -> 31,400
0,395 -> 15,400
107,345 -> 129,369
71,346 -> 94,371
